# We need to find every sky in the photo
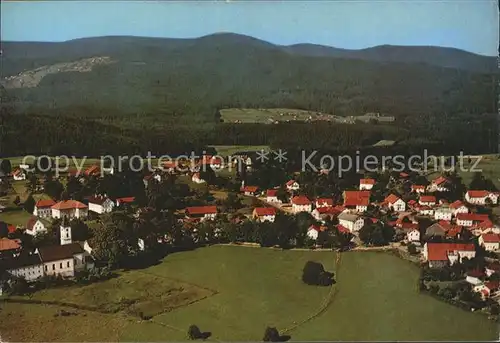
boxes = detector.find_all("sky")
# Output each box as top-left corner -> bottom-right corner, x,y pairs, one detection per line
1,0 -> 498,56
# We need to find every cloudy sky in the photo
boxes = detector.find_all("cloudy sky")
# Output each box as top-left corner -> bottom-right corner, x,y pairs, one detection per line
1,0 -> 498,56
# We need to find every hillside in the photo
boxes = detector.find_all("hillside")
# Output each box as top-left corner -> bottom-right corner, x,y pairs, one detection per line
0,33 -> 496,122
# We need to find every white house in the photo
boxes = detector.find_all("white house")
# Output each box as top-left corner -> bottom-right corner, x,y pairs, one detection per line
286,180 -> 300,191
315,198 -> 333,208
266,189 -> 281,203
359,178 -> 375,191
12,169 -> 26,181
433,207 -> 454,221
291,196 -> 312,214
465,190 -> 499,205
3,254 -> 44,282
241,185 -> 259,196
252,207 -> 276,222
38,243 -> 87,278
419,195 -> 436,207
385,194 -> 406,212
406,228 -> 420,243
88,196 -> 115,214
25,217 -> 47,236
343,191 -> 370,213
33,199 -> 56,218
474,281 -> 500,300
423,242 -> 475,268
456,213 -> 490,227
427,176 -> 450,192
449,200 -> 468,216
185,206 -> 217,221
338,212 -> 365,233
307,225 -> 326,240
479,233 -> 500,251
51,200 -> 88,220
417,205 -> 434,216
411,185 -> 426,194
191,173 -> 205,184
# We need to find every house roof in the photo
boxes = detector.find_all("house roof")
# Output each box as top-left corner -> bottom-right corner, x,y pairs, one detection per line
192,173 -> 202,179
315,206 -> 342,215
450,200 -> 466,209
242,186 -> 259,193
116,197 -> 135,204
12,169 -> 24,176
385,194 -> 402,204
433,176 -> 449,186
26,217 -> 43,231
456,213 -> 490,222
425,223 -> 446,237
308,224 -> 327,233
360,178 -> 375,185
420,195 -> 436,203
84,165 -> 100,176
467,269 -> 485,278
338,212 -> 360,223
344,191 -> 370,207
254,207 -> 276,216
411,185 -> 426,191
51,200 -> 87,210
481,233 -> 500,243
266,189 -> 278,197
291,196 -> 311,206
185,206 -> 217,215
286,180 -> 298,186
337,225 -> 351,234
7,224 -> 16,234
467,190 -> 490,198
35,199 -> 56,208
316,198 -> 333,206
399,172 -> 409,178
0,238 -> 21,251
0,253 -> 42,270
88,196 -> 110,205
38,243 -> 83,262
485,281 -> 500,291
426,243 -> 475,261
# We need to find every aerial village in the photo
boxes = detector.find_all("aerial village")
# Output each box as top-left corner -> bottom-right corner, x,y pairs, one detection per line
1,154 -> 500,313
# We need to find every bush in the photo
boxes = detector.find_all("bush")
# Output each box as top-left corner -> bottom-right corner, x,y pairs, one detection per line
407,243 -> 418,255
188,325 -> 202,340
263,327 -> 280,342
302,261 -> 335,286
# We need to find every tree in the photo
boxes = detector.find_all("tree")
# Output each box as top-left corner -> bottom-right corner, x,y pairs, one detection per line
0,221 -> 8,238
301,261 -> 335,286
13,195 -> 20,206
359,222 -> 394,246
44,179 -> 64,200
23,194 -> 36,214
0,159 -> 12,175
407,243 -> 418,255
70,219 -> 91,242
263,327 -> 281,342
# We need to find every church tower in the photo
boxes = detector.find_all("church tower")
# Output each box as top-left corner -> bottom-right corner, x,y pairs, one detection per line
60,218 -> 72,245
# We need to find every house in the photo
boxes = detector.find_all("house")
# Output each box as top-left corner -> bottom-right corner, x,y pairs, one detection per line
411,185 -> 426,194
465,270 -> 484,286
191,173 -> 205,184
84,165 -> 101,177
474,281 -> 500,299
419,195 -> 436,206
252,207 -> 277,222
38,243 -> 87,278
185,206 -> 217,221
417,205 -> 434,216
312,206 -> 343,222
479,233 -> 500,251
0,238 -> 21,258
449,200 -> 468,216
384,194 -> 406,212
359,178 -> 375,190
465,190 -> 499,205
406,228 -> 420,242
115,197 -> 135,207
25,217 -> 47,236
423,242 -> 476,268
88,196 -> 115,214
199,155 -> 223,170
286,180 -> 300,191
315,198 -> 333,208
291,196 -> 312,213
343,190 -> 370,213
456,213 -> 490,227
162,160 -> 179,173
266,190 -> 281,203
51,200 -> 88,219
428,176 -> 450,192
424,223 -> 446,240
12,168 -> 26,181
241,185 -> 259,196
338,212 -> 365,233
33,199 -> 56,218
1,253 -> 44,282
485,263 -> 500,277
433,207 -> 454,221
307,225 -> 327,240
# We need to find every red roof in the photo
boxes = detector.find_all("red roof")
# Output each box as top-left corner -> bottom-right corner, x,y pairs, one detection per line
12,169 -> 23,176
7,225 -> 16,234
446,226 -> 462,238
316,198 -> 333,206
266,189 -> 278,197
408,199 -> 417,206
186,206 -> 217,215
84,165 -> 100,176
242,186 -> 259,193
291,196 -> 311,206
26,217 -> 41,231
485,281 -> 500,291
254,207 -> 276,216
337,225 -> 350,234
456,213 -> 490,222
420,195 -> 436,203
162,161 -> 178,169
467,269 -> 485,278
467,190 -> 490,198
315,206 -> 342,215
35,199 -> 56,208
0,239 -> 21,251
308,224 -> 327,233
481,233 -> 500,243
399,172 -> 409,178
433,176 -> 449,186
344,191 -> 370,207
51,200 -> 87,210
475,219 -> 494,229
286,180 -> 298,187
360,178 -> 375,185
116,197 -> 135,204
385,194 -> 401,204
450,200 -> 466,209
426,243 -> 475,261
411,185 -> 426,191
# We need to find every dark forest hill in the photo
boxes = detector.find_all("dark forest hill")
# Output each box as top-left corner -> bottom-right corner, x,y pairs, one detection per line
0,33 -> 497,121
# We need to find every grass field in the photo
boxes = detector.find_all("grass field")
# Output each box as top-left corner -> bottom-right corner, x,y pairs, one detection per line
209,145 -> 270,157
0,247 -> 497,341
220,108 -> 346,124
